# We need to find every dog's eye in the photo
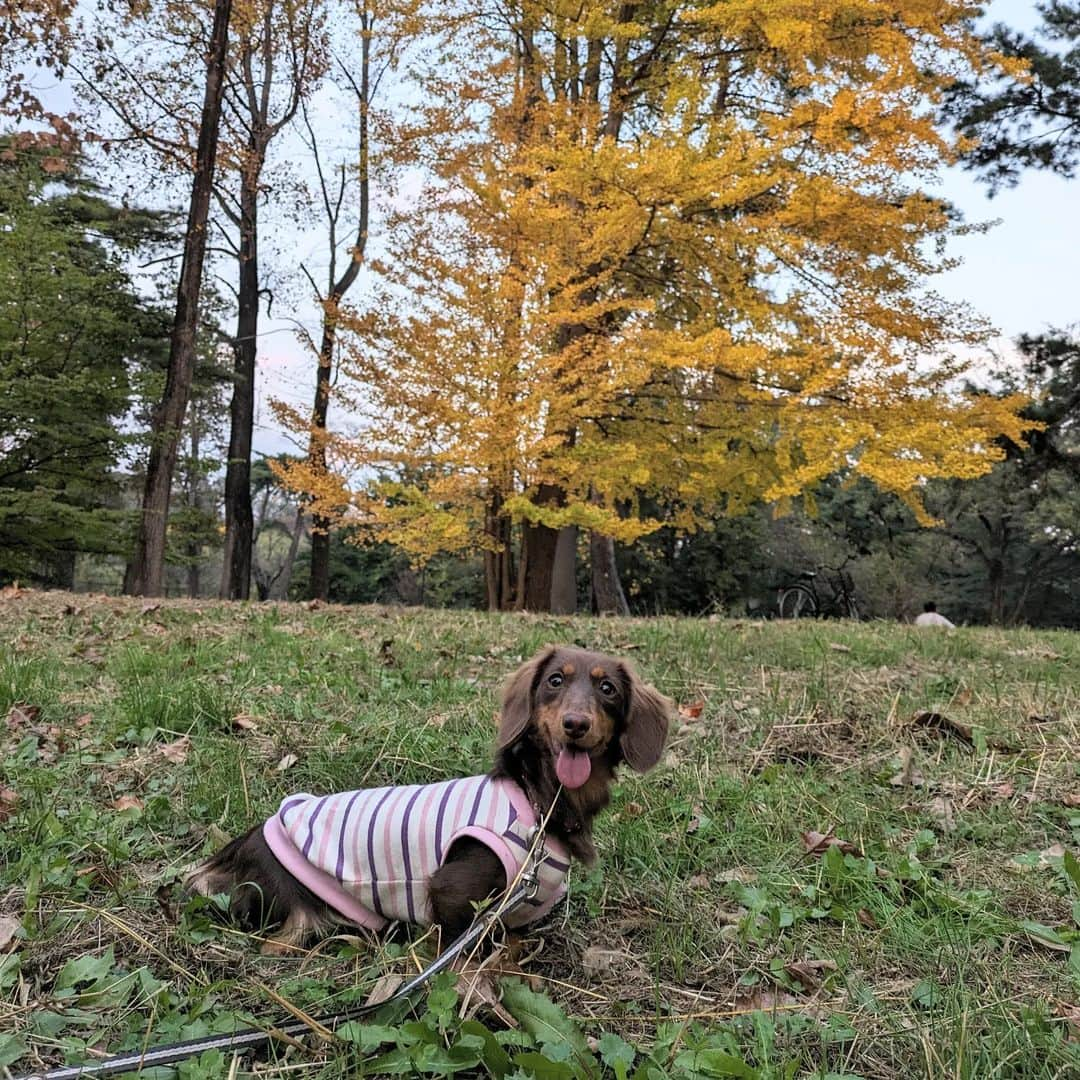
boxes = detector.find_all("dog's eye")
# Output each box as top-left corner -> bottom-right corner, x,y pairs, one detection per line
599,679 -> 616,697
547,672 -> 564,688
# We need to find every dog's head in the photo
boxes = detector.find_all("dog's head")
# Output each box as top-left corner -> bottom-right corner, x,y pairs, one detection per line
496,645 -> 671,789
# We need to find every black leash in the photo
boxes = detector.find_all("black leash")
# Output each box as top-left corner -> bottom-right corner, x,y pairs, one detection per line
18,874 -> 540,1080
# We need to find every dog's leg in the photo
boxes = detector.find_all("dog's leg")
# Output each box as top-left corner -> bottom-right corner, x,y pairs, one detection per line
428,838 -> 506,942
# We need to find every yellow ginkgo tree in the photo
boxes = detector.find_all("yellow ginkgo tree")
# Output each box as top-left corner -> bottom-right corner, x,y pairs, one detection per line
280,0 -> 1033,612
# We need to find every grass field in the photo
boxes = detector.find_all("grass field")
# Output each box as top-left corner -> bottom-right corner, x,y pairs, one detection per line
1,588 -> 1079,1079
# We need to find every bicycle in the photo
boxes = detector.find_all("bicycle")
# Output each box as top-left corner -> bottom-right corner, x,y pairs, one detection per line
776,561 -> 859,620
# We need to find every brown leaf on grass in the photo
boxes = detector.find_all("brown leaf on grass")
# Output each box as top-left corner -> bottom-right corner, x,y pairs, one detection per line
1028,712 -> 1060,725
687,874 -> 710,889
74,713 -> 93,729
909,711 -> 974,747
276,752 -> 299,772
109,795 -> 143,812
1062,793 -> 1080,808
731,987 -> 803,1015
678,700 -> 705,721
1055,1002 -> 1080,1038
802,830 -> 863,858
716,867 -> 758,884
157,736 -> 191,765
0,915 -> 21,952
953,688 -> 973,706
784,959 -> 837,992
581,946 -> 627,978
927,796 -> 956,833
856,908 -> 878,929
231,713 -> 260,733
622,801 -> 644,818
991,781 -> 1016,800
1041,843 -> 1067,860
0,786 -> 18,822
889,747 -> 925,787
6,703 -> 41,731
828,643 -> 851,653
364,973 -> 405,1007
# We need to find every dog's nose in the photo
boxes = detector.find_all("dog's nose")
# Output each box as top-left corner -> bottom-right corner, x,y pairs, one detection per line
562,713 -> 590,739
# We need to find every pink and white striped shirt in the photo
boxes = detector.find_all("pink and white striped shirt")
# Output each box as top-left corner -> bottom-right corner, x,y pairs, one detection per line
262,775 -> 569,931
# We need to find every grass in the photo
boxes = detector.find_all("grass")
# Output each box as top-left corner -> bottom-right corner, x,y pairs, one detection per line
1,587 -> 1079,1079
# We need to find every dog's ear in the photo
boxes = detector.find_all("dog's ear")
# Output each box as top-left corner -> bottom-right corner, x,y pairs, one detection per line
619,663 -> 671,773
497,646 -> 556,749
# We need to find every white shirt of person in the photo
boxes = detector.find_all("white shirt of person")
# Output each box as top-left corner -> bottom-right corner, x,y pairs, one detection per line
914,611 -> 955,628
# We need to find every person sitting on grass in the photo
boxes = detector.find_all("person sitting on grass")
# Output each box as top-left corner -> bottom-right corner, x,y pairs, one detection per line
914,601 -> 955,628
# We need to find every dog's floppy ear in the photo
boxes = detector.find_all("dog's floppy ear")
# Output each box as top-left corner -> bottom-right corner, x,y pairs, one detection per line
497,646 -> 556,749
619,662 -> 671,773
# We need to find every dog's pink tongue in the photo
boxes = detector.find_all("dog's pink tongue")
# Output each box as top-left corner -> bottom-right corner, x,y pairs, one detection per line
556,748 -> 592,789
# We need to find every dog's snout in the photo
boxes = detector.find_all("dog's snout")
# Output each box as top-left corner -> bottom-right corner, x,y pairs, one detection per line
562,713 -> 590,739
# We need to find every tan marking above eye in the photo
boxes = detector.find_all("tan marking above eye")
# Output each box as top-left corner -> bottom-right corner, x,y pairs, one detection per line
561,663 -> 576,676
590,666 -> 606,679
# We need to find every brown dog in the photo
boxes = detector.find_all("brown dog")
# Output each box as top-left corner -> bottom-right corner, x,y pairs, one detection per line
186,645 -> 670,954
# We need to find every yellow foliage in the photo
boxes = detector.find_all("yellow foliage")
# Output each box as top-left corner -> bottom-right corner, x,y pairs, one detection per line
277,0 -> 1034,567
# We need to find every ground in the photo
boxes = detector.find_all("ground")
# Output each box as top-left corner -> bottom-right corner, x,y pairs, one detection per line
1,588 -> 1078,1079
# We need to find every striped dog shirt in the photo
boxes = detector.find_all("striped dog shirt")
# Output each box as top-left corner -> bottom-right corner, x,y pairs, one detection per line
262,775 -> 569,931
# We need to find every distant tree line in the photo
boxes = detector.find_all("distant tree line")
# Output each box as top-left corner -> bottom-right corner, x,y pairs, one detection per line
1,2 -> 1078,625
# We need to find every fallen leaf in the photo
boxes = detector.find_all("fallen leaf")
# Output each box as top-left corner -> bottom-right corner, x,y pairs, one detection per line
856,908 -> 878,929
5,703 -> 41,730
1062,793 -> 1080,808
716,907 -> 748,926
1041,843 -> 1067,860
678,700 -> 705,721
581,946 -> 625,977
231,713 -> 260,733
109,795 -> 143,812
364,973 -> 404,1006
74,713 -> 93,729
953,688 -> 972,706
158,736 -> 191,765
802,830 -> 863,858
622,801 -> 644,818
716,867 -> 758,884
889,747 -> 925,788
927,796 -> 956,833
0,915 -> 20,952
828,643 -> 851,653
276,752 -> 299,772
909,711 -> 974,747
990,781 -> 1015,800
0,787 -> 17,822
687,874 -> 710,889
731,987 -> 802,1014
784,959 -> 836,991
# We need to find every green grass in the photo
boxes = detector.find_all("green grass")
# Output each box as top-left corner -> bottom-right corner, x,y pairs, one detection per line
1,590 -> 1079,1079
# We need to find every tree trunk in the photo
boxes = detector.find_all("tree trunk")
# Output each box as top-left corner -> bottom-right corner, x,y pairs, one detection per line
220,165 -> 259,600
591,532 -> 629,615
126,0 -> 232,597
307,317 -> 334,602
270,509 -> 304,600
307,11 -> 371,601
550,526 -> 577,613
186,404 -> 202,598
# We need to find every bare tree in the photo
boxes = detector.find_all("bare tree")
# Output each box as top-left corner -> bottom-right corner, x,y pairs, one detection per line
126,0 -> 232,596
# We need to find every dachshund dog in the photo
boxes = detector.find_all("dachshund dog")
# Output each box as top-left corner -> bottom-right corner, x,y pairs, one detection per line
185,645 -> 670,954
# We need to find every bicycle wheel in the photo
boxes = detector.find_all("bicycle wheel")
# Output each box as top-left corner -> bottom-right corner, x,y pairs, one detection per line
778,584 -> 818,619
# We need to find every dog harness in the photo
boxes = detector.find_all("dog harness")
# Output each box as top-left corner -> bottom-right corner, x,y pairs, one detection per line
262,775 -> 570,930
